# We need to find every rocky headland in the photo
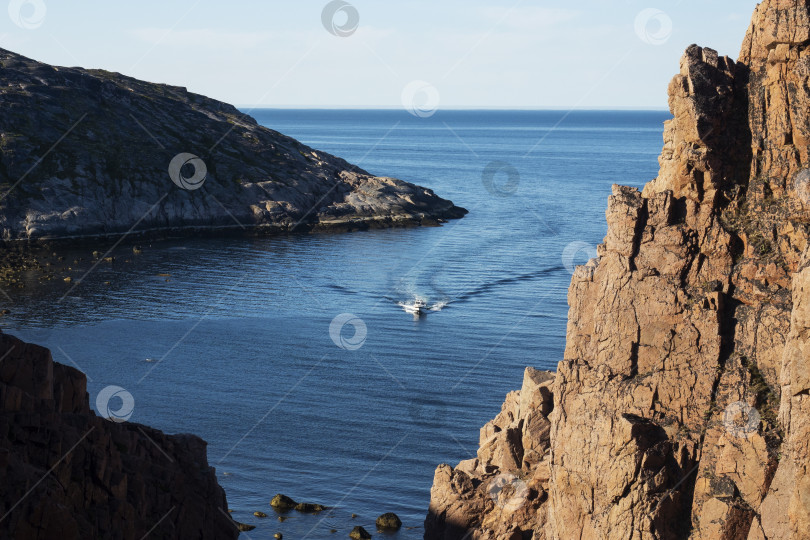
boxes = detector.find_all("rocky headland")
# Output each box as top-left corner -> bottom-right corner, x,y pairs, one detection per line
426,1 -> 810,538
0,48 -> 465,243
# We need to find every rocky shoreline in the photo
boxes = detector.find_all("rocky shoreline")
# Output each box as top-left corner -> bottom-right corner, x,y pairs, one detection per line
0,48 -> 466,243
424,1 -> 810,538
0,211 -> 455,290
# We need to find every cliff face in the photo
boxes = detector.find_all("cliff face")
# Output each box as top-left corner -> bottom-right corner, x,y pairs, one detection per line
0,331 -> 237,539
0,49 -> 465,241
426,1 -> 810,538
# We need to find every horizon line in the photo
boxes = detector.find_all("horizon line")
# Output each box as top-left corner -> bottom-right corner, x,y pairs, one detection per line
235,106 -> 671,112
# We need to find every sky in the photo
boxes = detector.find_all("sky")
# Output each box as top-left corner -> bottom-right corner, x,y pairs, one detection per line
0,0 -> 761,110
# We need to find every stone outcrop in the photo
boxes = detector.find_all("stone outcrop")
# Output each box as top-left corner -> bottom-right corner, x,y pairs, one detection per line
425,368 -> 553,539
0,331 -> 237,539
0,49 -> 465,241
426,1 -> 810,538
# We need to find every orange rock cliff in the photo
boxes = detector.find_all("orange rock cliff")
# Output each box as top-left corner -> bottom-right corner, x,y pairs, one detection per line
425,1 -> 810,538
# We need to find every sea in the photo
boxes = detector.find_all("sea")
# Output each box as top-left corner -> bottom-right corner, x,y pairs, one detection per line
3,109 -> 667,539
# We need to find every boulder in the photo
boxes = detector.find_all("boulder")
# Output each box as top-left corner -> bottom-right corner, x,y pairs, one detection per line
375,512 -> 402,530
270,494 -> 297,511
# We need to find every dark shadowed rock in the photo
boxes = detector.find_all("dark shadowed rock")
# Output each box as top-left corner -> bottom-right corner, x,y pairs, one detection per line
0,331 -> 237,539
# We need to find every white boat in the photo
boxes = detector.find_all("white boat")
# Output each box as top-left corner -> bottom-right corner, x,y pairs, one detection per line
402,299 -> 428,315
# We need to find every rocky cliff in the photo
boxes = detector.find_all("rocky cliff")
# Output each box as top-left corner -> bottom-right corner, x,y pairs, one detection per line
0,331 -> 237,539
426,1 -> 810,538
0,49 -> 465,241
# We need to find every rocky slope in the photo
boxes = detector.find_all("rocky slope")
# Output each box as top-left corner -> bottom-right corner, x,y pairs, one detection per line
0,49 -> 465,241
426,1 -> 810,538
0,330 -> 237,539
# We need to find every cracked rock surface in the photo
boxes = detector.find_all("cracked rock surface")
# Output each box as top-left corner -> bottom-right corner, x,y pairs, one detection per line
426,1 -> 810,538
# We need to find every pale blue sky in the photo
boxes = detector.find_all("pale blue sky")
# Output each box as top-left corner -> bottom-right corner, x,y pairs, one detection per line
1,0 -> 760,109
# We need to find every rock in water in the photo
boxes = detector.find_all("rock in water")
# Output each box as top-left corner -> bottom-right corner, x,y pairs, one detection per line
0,331 -> 236,539
349,526 -> 372,539
375,512 -> 402,530
426,1 -> 810,539
0,48 -> 466,241
269,493 -> 297,510
294,502 -> 326,513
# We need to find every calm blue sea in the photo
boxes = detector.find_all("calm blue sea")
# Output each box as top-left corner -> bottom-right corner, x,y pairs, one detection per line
4,110 -> 667,538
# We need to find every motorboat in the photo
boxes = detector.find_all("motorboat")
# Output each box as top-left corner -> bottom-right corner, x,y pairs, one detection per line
402,299 -> 428,315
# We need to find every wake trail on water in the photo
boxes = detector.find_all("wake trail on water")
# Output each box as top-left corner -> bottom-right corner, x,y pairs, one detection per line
323,265 -> 564,313
394,265 -> 565,311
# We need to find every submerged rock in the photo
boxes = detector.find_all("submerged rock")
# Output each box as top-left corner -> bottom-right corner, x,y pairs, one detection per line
294,502 -> 326,513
